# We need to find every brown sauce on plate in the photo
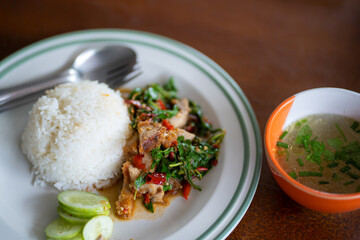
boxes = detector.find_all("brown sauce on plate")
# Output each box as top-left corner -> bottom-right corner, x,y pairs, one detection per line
98,180 -> 180,221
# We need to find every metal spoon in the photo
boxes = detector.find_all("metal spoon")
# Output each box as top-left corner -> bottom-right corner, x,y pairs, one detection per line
0,45 -> 140,112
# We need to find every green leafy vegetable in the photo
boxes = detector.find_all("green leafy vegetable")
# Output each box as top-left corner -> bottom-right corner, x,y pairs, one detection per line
295,124 -> 312,148
152,106 -> 179,121
335,123 -> 347,142
335,141 -> 360,170
279,131 -> 288,140
163,181 -> 173,192
208,131 -> 226,146
144,87 -> 159,102
125,78 -> 225,212
327,138 -> 343,150
129,87 -> 143,100
144,202 -> 154,213
327,161 -> 339,168
163,77 -> 177,92
288,171 -> 298,179
297,158 -> 304,167
344,180 -> 354,186
277,141 -> 289,149
347,158 -> 360,171
346,171 -> 360,180
299,171 -> 322,177
188,101 -> 213,136
150,134 -> 224,192
350,121 -> 359,132
305,140 -> 324,164
339,165 -> 351,173
295,119 -> 308,128
126,78 -> 180,129
323,150 -> 335,162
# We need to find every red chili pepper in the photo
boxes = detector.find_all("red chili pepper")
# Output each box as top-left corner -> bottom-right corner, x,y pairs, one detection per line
144,193 -> 151,204
156,99 -> 167,110
125,99 -> 142,108
133,154 -> 145,170
182,181 -> 191,200
196,167 -> 208,172
146,173 -> 167,185
162,119 -> 174,130
170,140 -> 178,147
169,151 -> 175,161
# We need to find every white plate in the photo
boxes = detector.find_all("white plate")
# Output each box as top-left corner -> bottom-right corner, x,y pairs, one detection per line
0,29 -> 262,240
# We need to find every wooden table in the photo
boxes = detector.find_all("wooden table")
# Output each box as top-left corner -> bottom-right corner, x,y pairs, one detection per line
1,0 -> 359,239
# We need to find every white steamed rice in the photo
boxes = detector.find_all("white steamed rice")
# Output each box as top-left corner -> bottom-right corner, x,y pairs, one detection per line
21,80 -> 130,191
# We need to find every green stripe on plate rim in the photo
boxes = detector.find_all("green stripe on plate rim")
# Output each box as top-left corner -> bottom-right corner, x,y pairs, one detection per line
0,29 -> 262,240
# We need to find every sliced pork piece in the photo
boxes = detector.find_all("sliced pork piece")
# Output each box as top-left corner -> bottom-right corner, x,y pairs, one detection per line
142,152 -> 154,171
127,163 -> 141,182
176,128 -> 195,141
161,128 -> 195,148
116,162 -> 135,219
161,129 -> 178,149
122,131 -> 139,162
168,98 -> 190,128
138,120 -> 166,154
139,183 -> 164,203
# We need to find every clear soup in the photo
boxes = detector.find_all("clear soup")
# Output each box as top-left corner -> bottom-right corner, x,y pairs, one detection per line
276,114 -> 360,194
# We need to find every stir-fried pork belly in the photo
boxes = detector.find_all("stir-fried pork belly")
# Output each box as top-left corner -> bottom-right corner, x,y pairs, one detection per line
122,131 -> 139,160
116,162 -> 135,219
142,152 -> 154,171
116,78 -> 225,218
168,98 -> 190,128
138,183 -> 164,203
116,121 -> 194,217
176,128 -> 195,141
139,120 -> 195,150
138,120 -> 166,154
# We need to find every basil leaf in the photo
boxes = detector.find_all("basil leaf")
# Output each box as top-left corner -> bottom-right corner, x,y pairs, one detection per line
134,174 -> 146,189
152,105 -> 179,120
144,202 -> 154,213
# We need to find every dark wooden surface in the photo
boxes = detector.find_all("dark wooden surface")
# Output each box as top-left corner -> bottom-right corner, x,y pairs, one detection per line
1,0 -> 360,239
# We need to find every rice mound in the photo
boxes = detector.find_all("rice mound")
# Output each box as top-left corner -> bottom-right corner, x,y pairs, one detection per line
21,80 -> 130,191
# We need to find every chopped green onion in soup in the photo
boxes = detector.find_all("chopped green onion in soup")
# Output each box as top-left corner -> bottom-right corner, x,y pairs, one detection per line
276,114 -> 360,194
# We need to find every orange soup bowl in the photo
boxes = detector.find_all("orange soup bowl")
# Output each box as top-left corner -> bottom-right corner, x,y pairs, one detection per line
265,88 -> 360,213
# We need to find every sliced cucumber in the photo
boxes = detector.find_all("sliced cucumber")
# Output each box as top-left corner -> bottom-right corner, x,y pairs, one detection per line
60,204 -> 110,219
45,218 -> 83,239
58,206 -> 91,224
48,233 -> 84,240
71,235 -> 84,240
58,191 -> 110,214
83,215 -> 113,240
